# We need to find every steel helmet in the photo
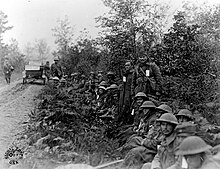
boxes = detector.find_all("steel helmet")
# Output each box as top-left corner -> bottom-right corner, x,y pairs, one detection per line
107,71 -> 114,76
98,86 -> 106,90
176,136 -> 212,155
176,109 -> 193,119
52,77 -> 60,81
134,92 -> 148,99
107,84 -> 118,90
60,78 -> 66,83
140,101 -> 156,109
156,104 -> 172,114
157,113 -> 178,125
99,81 -> 108,87
175,122 -> 197,137
71,73 -> 78,76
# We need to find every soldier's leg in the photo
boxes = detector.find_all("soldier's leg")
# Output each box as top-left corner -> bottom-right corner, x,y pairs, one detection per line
5,74 -> 9,84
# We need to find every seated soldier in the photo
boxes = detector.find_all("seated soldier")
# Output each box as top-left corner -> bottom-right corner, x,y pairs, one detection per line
129,92 -> 149,124
176,109 -> 194,123
140,113 -> 179,169
176,109 -> 220,147
175,136 -> 220,169
116,92 -> 148,145
121,104 -> 173,153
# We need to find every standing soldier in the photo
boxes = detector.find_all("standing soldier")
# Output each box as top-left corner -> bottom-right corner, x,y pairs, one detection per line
118,61 -> 134,125
44,61 -> 50,81
51,56 -> 63,79
3,58 -> 14,84
132,54 -> 163,97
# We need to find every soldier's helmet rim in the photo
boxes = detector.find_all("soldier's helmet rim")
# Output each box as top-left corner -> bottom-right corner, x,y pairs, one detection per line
176,109 -> 193,119
156,113 -> 178,125
140,101 -> 156,108
176,136 -> 212,155
156,104 -> 172,114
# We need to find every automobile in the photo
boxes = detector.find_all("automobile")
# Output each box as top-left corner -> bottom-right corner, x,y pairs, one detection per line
22,61 -> 46,85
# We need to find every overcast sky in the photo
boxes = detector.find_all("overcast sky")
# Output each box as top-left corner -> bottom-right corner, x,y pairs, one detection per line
0,0 -> 219,51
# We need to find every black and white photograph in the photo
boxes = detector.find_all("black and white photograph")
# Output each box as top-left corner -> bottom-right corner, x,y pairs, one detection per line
0,0 -> 220,168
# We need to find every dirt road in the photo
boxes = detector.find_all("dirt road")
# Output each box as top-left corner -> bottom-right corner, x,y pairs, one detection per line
0,80 -> 43,168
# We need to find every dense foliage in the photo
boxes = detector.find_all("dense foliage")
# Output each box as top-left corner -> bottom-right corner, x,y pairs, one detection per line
19,82 -> 121,166
151,12 -> 218,105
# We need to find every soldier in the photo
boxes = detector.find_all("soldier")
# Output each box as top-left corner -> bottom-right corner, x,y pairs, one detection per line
130,92 -> 149,124
106,71 -> 116,86
133,101 -> 157,133
175,136 -> 220,169
51,57 -> 63,79
142,113 -> 179,169
44,61 -> 51,81
123,113 -> 178,169
176,109 -> 194,123
119,61 -> 134,125
71,72 -> 79,84
131,54 -> 163,97
88,71 -> 97,93
3,58 -> 14,84
96,86 -> 107,108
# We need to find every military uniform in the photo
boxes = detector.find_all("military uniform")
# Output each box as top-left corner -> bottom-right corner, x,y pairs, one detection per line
3,61 -> 14,84
132,62 -> 163,96
51,62 -> 63,79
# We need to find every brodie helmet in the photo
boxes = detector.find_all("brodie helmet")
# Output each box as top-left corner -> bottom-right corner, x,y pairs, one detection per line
156,104 -> 172,114
140,101 -> 156,109
176,136 -> 212,155
156,113 -> 178,125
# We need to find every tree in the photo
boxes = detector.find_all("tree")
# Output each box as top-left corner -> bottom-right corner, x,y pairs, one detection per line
182,2 -> 220,77
97,0 -> 170,75
60,37 -> 102,75
24,39 -> 50,64
52,16 -> 74,52
0,11 -> 13,71
6,39 -> 25,72
0,11 -> 13,45
152,12 -> 217,105
34,39 -> 50,63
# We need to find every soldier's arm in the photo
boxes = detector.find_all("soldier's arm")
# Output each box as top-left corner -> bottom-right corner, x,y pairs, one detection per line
151,153 -> 161,169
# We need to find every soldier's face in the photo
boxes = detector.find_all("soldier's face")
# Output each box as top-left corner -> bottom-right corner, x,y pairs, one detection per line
161,122 -> 175,136
142,109 -> 150,115
185,154 -> 203,169
125,62 -> 131,71
177,116 -> 190,123
136,97 -> 144,106
98,88 -> 104,94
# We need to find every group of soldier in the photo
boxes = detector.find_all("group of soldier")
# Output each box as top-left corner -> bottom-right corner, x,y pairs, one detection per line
45,54 -> 220,169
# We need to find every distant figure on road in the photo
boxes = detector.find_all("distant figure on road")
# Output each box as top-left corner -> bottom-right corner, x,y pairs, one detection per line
3,58 -> 14,84
44,61 -> 51,81
51,57 -> 63,79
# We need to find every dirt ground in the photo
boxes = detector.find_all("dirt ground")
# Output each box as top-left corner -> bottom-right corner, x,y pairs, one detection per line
0,77 -> 43,169
0,75 -> 121,169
